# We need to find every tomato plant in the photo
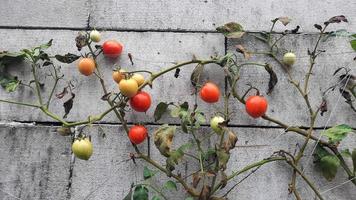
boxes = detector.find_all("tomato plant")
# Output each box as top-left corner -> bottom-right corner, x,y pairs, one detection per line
0,15 -> 355,200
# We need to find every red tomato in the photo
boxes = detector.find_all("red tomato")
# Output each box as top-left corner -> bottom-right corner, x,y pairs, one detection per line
129,91 -> 152,112
102,40 -> 123,58
129,125 -> 147,144
245,96 -> 268,118
200,82 -> 220,103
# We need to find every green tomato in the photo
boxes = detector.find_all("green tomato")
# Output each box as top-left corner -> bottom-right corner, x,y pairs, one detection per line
90,30 -> 101,42
210,116 -> 225,134
283,52 -> 296,66
72,137 -> 93,160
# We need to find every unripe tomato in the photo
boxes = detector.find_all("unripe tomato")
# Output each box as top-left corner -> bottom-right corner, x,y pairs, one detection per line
102,40 -> 123,58
130,91 -> 151,112
129,125 -> 147,144
78,58 -> 96,76
210,116 -> 225,134
112,69 -> 126,83
283,52 -> 296,66
72,137 -> 93,160
119,78 -> 138,97
200,82 -> 220,103
131,73 -> 145,86
90,30 -> 101,42
245,96 -> 268,118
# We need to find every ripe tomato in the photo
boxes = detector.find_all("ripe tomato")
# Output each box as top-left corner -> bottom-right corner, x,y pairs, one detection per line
283,52 -> 296,66
119,78 -> 138,97
131,73 -> 145,86
102,40 -> 123,58
129,125 -> 147,144
112,69 -> 126,83
72,137 -> 93,160
200,82 -> 220,103
130,91 -> 151,112
78,58 -> 96,76
245,96 -> 268,118
90,30 -> 101,42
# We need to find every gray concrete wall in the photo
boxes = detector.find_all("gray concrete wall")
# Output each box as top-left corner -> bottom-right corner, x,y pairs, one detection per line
0,1 -> 355,199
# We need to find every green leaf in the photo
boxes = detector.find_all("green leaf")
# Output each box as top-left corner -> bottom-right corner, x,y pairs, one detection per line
216,22 -> 245,39
133,185 -> 149,200
322,124 -> 353,143
0,51 -> 25,65
4,79 -> 20,92
143,166 -> 155,180
37,39 -> 53,50
123,187 -> 133,200
55,53 -> 80,64
154,102 -> 169,122
319,155 -> 340,181
164,180 -> 178,191
0,74 -> 20,93
151,196 -> 161,200
314,145 -> 340,181
153,125 -> 176,157
195,111 -> 206,124
185,198 -> 194,200
350,40 -> 356,51
165,143 -> 192,173
170,106 -> 180,118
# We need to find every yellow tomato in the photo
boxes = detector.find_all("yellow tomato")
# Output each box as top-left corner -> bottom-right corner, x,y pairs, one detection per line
119,78 -> 138,97
131,73 -> 145,86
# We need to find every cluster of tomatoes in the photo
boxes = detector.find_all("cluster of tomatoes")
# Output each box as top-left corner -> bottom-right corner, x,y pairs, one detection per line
199,82 -> 268,134
73,30 -> 271,160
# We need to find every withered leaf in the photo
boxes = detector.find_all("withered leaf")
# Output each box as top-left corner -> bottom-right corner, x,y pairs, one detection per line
199,185 -> 211,200
192,173 -> 201,188
320,98 -> 328,116
264,64 -> 278,94
101,92 -> 112,101
153,125 -> 176,157
220,171 -> 228,189
216,22 -> 245,39
55,53 -> 80,64
277,17 -> 291,26
174,68 -> 180,78
236,45 -> 251,59
190,64 -> 204,87
314,24 -> 323,31
216,149 -> 230,171
63,93 -> 75,119
56,87 -> 68,99
325,15 -> 348,25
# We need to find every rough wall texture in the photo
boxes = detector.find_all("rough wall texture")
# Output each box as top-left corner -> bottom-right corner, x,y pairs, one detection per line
0,1 -> 355,200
